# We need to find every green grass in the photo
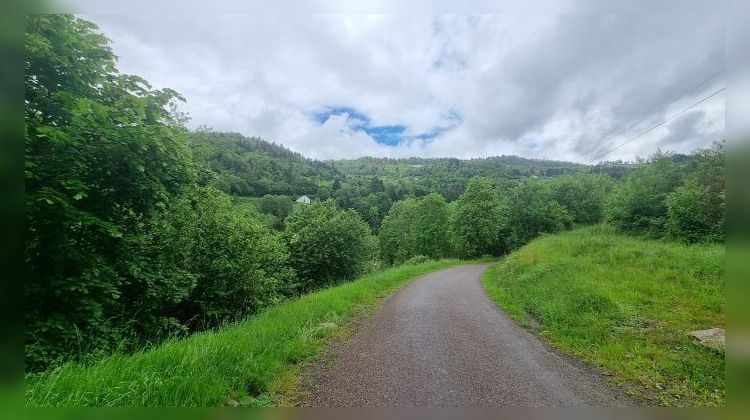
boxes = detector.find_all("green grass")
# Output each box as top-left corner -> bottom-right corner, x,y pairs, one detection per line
481,225 -> 725,407
26,259 -> 468,407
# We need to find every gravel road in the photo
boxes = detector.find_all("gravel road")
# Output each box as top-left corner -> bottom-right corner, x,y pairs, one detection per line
306,264 -> 634,407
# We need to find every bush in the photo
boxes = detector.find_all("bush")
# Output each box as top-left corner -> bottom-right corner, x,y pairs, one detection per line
284,201 -> 374,290
156,187 -> 297,324
667,181 -> 724,243
607,144 -> 725,244
404,255 -> 431,265
605,152 -> 683,237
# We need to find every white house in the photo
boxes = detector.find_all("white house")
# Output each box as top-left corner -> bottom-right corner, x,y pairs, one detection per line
296,195 -> 311,204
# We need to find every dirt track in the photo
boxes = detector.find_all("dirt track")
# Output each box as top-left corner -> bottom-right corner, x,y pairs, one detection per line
305,264 -> 634,407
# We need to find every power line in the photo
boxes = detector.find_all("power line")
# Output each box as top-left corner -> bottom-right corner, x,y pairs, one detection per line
587,70 -> 725,164
587,86 -> 725,164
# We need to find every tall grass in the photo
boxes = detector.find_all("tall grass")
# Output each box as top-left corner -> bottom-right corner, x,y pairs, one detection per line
481,225 -> 724,406
26,260 -> 466,407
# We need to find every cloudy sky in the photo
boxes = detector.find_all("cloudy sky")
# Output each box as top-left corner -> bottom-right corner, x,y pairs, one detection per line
84,14 -> 725,162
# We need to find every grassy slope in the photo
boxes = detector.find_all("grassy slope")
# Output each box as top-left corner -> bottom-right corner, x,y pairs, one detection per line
481,225 -> 725,406
26,260 -> 467,407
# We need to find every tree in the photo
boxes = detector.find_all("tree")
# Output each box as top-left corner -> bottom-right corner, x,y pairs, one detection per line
25,15 -> 196,370
412,193 -> 451,259
666,181 -> 724,243
378,198 -> 418,264
164,188 -> 296,323
378,193 -> 451,264
666,142 -> 725,243
549,174 -> 613,224
284,201 -> 373,290
506,180 -> 572,249
259,194 -> 294,229
450,177 -> 508,258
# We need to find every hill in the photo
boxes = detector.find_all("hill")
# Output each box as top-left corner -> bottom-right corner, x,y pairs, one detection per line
189,129 -> 341,197
481,225 -> 725,406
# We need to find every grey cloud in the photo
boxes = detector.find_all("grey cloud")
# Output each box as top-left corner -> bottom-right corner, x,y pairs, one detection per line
85,13 -> 725,162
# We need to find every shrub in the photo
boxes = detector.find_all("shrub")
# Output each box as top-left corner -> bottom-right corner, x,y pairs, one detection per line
667,181 -> 724,243
605,152 -> 683,237
284,201 -> 373,290
157,187 -> 297,324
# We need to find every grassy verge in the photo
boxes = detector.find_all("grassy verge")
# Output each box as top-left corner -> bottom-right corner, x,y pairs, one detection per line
481,225 -> 724,407
26,259 -> 468,407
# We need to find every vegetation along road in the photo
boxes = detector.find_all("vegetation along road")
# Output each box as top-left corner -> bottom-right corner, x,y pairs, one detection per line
306,264 -> 633,406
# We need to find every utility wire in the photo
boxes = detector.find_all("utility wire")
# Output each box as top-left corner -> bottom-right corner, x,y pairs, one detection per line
587,70 -> 725,164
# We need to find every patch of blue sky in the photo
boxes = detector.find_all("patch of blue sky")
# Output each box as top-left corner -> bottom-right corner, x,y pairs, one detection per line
313,106 -> 461,146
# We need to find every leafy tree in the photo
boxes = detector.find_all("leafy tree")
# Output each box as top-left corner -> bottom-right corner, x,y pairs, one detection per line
412,193 -> 451,259
259,194 -> 294,229
450,177 -> 508,258
284,201 -> 373,290
506,180 -> 572,249
351,192 -> 391,231
378,198 -> 418,264
549,174 -> 613,224
378,193 -> 450,264
163,188 -> 296,323
666,142 -> 725,243
666,181 -> 724,244
25,15 -> 196,370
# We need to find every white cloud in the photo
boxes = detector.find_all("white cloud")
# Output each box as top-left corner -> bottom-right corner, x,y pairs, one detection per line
85,14 -> 725,162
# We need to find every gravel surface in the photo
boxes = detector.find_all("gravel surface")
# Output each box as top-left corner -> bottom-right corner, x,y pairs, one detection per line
306,264 -> 635,407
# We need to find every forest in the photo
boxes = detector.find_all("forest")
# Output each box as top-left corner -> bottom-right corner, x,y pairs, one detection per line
25,14 -> 725,379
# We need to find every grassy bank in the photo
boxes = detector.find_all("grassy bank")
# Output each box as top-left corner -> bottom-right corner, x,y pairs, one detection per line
481,225 -> 724,407
26,260 -> 467,407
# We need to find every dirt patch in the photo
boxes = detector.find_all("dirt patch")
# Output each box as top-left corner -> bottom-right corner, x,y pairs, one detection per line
273,302 -> 383,406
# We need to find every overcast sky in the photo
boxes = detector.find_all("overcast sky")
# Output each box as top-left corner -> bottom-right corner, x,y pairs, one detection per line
84,14 -> 725,162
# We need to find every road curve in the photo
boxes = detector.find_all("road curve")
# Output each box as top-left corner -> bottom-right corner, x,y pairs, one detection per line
305,264 -> 634,407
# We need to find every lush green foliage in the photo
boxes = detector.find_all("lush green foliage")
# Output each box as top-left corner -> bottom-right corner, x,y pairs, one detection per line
258,194 -> 294,229
26,260 -> 466,407
147,187 -> 297,324
25,16 -> 345,372
449,177 -> 508,258
606,143 -> 724,243
378,193 -> 451,264
284,201 -> 374,291
25,15 -> 196,370
505,180 -> 573,249
189,129 -> 339,197
548,174 -> 613,224
482,226 -> 724,406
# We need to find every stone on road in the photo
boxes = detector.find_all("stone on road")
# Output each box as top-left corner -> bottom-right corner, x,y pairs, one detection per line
306,264 -> 633,407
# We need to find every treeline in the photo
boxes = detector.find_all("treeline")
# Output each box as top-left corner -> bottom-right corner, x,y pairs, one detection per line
374,144 -> 724,265
377,174 -> 613,264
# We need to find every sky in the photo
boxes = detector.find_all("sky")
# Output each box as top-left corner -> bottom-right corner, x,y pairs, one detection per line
83,14 -> 726,162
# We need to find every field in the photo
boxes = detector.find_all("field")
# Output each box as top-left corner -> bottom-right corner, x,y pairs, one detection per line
26,260 -> 468,407
481,225 -> 725,406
